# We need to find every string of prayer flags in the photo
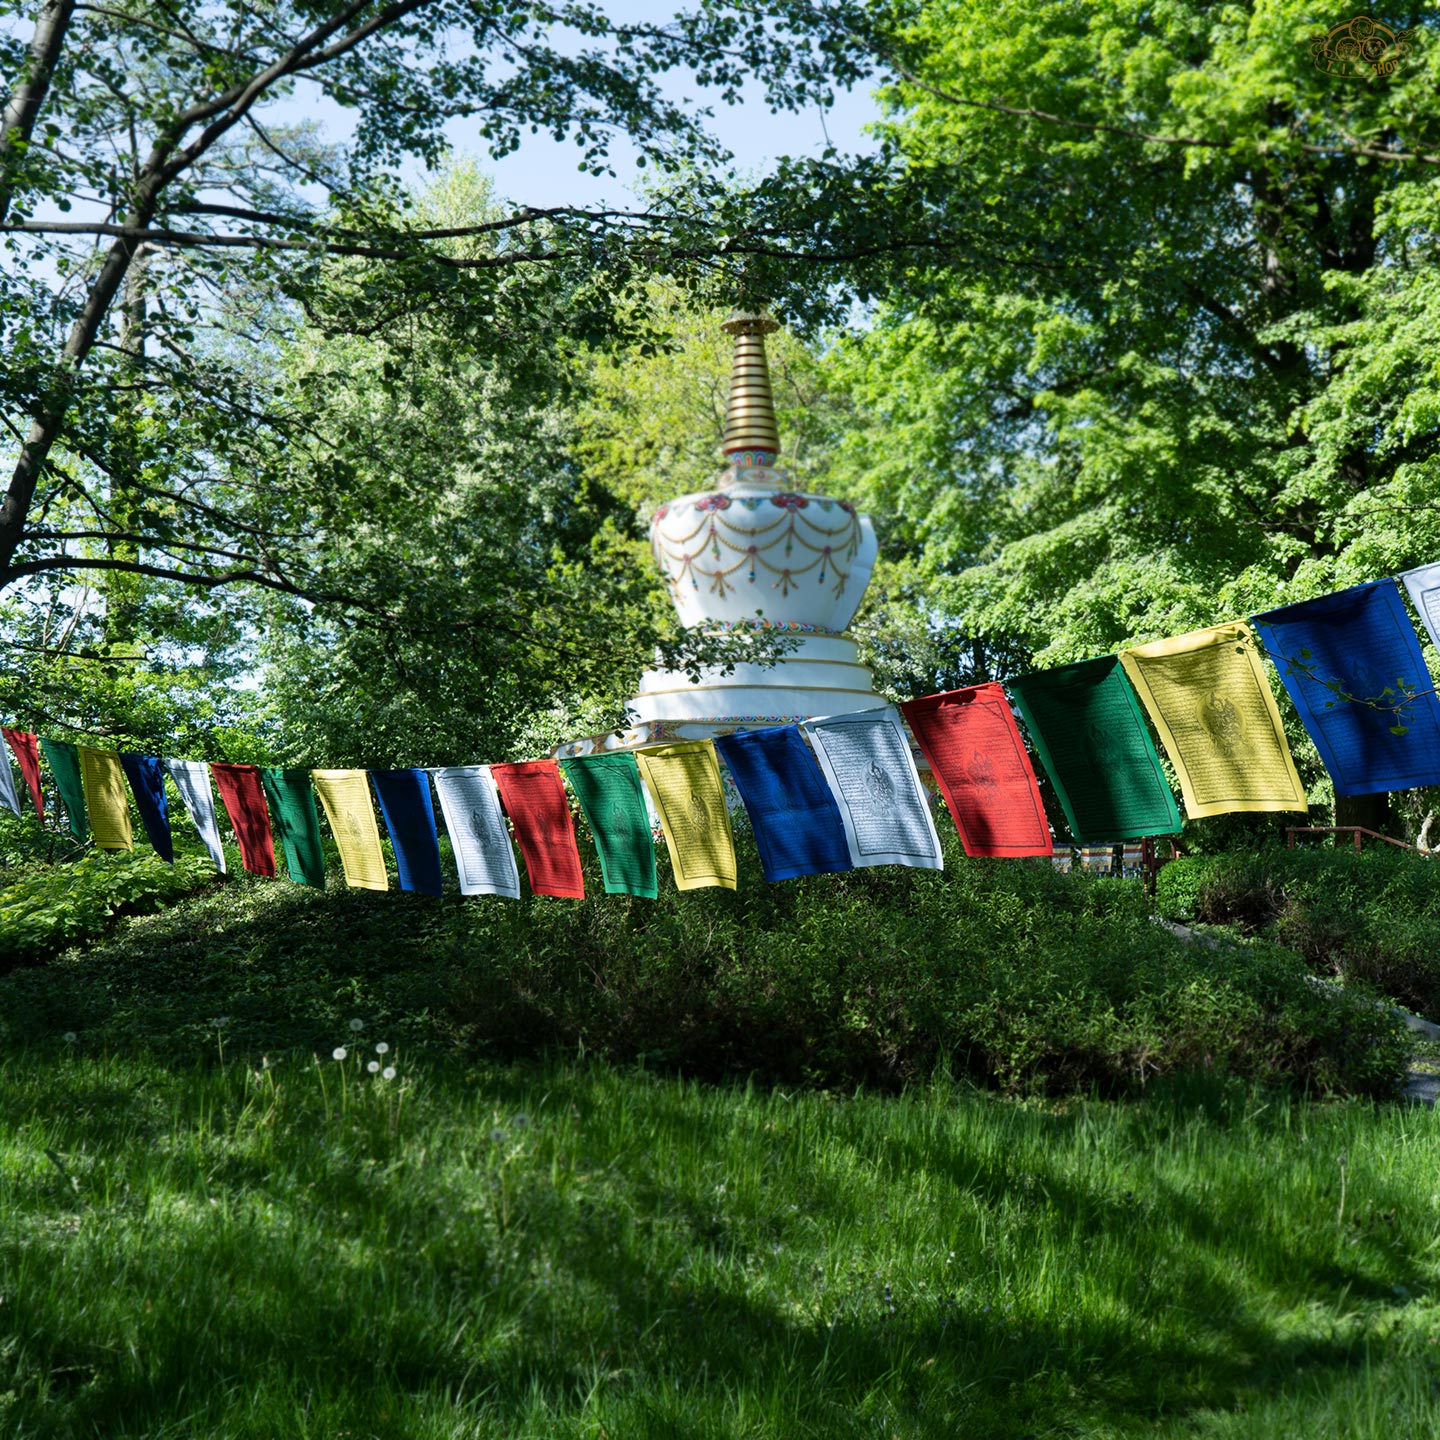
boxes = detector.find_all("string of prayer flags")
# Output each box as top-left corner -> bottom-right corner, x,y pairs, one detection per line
0,741 -> 19,818
1009,657 -> 1182,842
801,707 -> 943,871
120,753 -> 173,863
78,746 -> 133,851
491,760 -> 585,899
166,759 -> 226,872
371,769 -> 444,898
1252,580 -> 1440,797
900,684 -> 1052,858
712,725 -> 853,881
633,741 -> 737,891
1119,623 -> 1307,819
210,762 -> 277,877
1399,562 -> 1440,653
311,770 -> 388,891
559,752 -> 658,898
4,729 -> 43,821
260,768 -> 326,889
40,738 -> 88,842
432,765 -> 520,897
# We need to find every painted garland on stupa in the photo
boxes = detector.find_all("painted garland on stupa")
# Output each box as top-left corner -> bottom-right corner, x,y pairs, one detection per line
651,491 -> 863,601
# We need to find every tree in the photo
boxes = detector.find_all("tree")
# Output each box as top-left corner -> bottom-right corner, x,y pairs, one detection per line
0,0 -> 900,625
820,0 -> 1440,828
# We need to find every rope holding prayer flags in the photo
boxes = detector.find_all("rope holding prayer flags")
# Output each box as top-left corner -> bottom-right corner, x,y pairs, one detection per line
210,762 -> 277,877
900,684 -> 1052,858
1009,657 -> 1182,843
801,707 -> 942,870
633,741 -> 737,891
1119,623 -> 1307,819
559,752 -> 658,898
311,770 -> 388,891
79,746 -> 133,852
491,760 -> 585,899
40,738 -> 88,842
166,759 -> 227,873
4,730 -> 43,821
712,726 -> 852,882
120,753 -> 174,863
432,765 -> 521,898
371,769 -> 444,898
1253,581 -> 1440,797
260,768 -> 327,889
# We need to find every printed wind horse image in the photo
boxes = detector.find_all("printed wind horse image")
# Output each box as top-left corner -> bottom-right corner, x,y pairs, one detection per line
1199,692 -> 1245,759
862,759 -> 896,809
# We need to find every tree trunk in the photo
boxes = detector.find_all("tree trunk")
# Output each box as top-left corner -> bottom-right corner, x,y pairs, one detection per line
104,244 -> 151,650
1334,791 -> 1391,838
0,0 -> 75,223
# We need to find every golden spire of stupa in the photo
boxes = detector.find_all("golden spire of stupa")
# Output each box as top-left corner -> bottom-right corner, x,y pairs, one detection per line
720,312 -> 781,466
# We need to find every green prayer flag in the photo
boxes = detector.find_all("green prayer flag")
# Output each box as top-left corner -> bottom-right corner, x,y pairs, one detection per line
39,737 -> 88,842
560,752 -> 658,899
260,767 -> 326,889
1010,657 -> 1182,842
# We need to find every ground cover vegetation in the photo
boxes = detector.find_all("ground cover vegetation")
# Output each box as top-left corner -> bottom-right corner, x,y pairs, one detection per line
0,828 -> 1411,1097
0,837 -> 1432,1437
1158,844 -> 1440,1018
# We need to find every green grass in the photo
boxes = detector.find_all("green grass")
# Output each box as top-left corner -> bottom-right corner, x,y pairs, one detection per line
1,1048 -> 1438,1438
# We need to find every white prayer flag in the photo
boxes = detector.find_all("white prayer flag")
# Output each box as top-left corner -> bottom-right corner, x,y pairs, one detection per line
165,758 -> 227,873
0,748 -> 19,817
801,706 -> 943,870
432,765 -> 521,898
1400,562 -> 1440,653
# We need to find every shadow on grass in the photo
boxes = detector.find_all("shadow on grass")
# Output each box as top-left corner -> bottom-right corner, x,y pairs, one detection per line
5,1055 -> 1429,1440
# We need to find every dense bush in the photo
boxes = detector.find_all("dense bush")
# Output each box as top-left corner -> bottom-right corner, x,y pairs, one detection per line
0,850 -> 221,967
0,832 -> 1408,1098
1155,845 -> 1440,1017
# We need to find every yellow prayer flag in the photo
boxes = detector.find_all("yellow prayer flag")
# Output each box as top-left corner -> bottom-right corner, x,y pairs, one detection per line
79,746 -> 133,851
633,741 -> 737,891
1119,623 -> 1307,819
310,769 -> 388,891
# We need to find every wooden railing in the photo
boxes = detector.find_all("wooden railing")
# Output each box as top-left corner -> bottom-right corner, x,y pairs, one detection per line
1285,825 -> 1417,853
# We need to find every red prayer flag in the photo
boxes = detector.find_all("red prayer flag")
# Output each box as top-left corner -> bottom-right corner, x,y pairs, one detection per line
210,762 -> 277,877
491,759 -> 585,899
901,683 -> 1052,858
3,728 -> 44,821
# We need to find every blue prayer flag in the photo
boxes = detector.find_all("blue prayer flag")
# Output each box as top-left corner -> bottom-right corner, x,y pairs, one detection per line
1252,580 -> 1440,797
371,769 -> 444,897
120,752 -> 173,863
713,726 -> 853,882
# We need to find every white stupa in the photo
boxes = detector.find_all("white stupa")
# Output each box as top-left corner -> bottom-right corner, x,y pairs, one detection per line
556,313 -> 887,757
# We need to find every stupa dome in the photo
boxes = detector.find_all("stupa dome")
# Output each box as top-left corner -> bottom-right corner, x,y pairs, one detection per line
556,312 -> 886,756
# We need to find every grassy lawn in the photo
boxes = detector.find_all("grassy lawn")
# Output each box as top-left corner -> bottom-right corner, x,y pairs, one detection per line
0,855 -> 1435,1436
3,1044 -> 1439,1438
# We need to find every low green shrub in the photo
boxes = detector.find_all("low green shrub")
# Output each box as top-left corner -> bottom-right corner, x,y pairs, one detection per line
0,850 -> 221,967
1155,845 -> 1440,1015
2,832 -> 1407,1098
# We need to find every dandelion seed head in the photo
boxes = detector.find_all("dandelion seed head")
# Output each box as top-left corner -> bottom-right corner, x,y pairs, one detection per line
382,1066 -> 396,1080
332,1047 -> 348,1061
62,1031 -> 77,1044
348,1018 -> 364,1033
375,1042 -> 389,1055
367,1060 -> 380,1074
